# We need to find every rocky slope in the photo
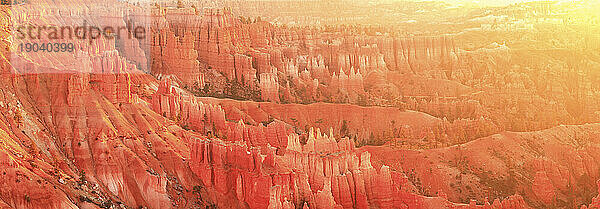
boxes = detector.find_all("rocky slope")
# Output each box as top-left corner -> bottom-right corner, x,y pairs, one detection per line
362,124 -> 600,208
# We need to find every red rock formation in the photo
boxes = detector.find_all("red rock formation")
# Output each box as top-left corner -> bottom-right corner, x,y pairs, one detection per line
234,54 -> 257,85
250,51 -> 274,74
195,97 -> 443,144
1,3 -> 216,207
190,126 -> 531,209
226,119 -> 294,148
270,49 -> 285,70
0,72 -> 181,208
305,55 -> 330,83
392,36 -> 457,73
330,67 -> 364,103
89,50 -> 135,104
196,8 -> 240,81
248,21 -> 272,48
0,148 -> 79,209
363,124 -> 600,208
151,79 -> 227,134
259,72 -> 280,102
531,171 -> 556,205
581,180 -> 600,209
151,28 -> 201,85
